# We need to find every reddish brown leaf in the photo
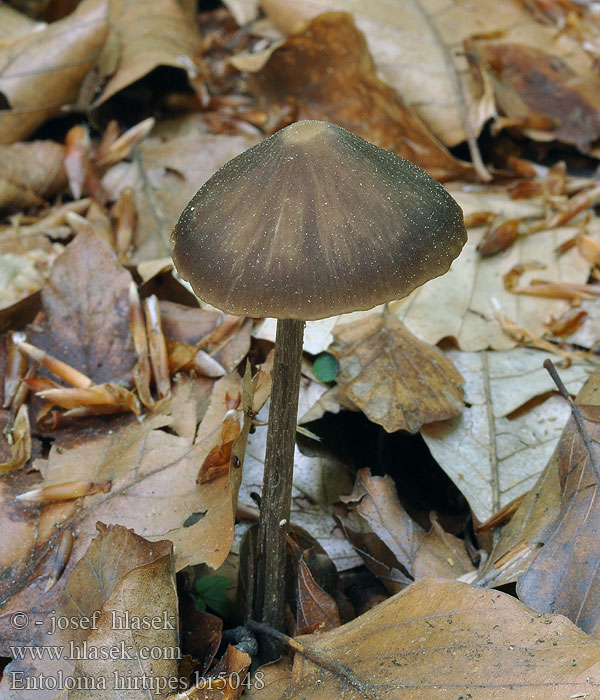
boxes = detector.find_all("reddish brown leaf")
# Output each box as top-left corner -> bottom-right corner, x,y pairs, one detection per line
477,42 -> 600,151
252,12 -> 468,181
295,550 -> 341,634
476,217 -> 523,256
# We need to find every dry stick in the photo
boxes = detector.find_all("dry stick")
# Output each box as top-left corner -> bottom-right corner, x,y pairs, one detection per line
543,359 -> 600,481
247,619 -> 376,699
253,318 -> 304,657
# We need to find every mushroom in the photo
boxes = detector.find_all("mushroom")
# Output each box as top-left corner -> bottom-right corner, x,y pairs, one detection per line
171,120 -> 467,642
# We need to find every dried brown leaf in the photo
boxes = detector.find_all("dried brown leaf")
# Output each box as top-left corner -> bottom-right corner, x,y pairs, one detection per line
27,230 -> 136,385
295,550 -> 341,634
517,405 -> 600,637
0,141 -> 67,211
102,131 -> 257,260
0,4 -> 41,40
0,404 -> 30,474
36,382 -> 140,415
474,373 -> 600,587
0,0 -> 108,144
252,13 -> 468,181
248,577 -> 600,699
337,469 -> 473,592
331,312 -> 464,434
92,0 -> 202,106
0,523 -> 179,697
0,376 -> 241,647
476,42 -> 600,152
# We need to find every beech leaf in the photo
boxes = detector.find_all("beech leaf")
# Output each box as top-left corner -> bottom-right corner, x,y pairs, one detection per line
331,311 -> 464,434
249,577 -> 600,699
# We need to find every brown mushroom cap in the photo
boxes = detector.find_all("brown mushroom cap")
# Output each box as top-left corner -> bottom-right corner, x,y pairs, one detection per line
171,120 -> 467,321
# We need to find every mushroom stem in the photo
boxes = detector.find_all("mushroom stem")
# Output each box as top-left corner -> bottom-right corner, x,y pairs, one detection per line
254,317 -> 304,652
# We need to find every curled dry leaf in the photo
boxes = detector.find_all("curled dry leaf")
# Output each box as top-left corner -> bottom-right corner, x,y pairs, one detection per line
545,308 -> 588,337
247,577 -> 600,699
35,382 -> 140,416
197,390 -> 242,484
294,548 -> 341,634
15,339 -> 93,388
129,281 -> 154,408
144,294 -> 171,399
0,141 -> 67,211
330,311 -> 464,434
64,124 -> 91,201
517,405 -> 600,638
177,645 -> 251,700
94,116 -> 155,168
16,479 -> 112,502
0,523 -> 179,698
0,0 -> 108,144
92,0 -> 203,107
336,469 -> 474,593
251,12 -> 467,181
3,332 -> 27,409
0,404 -> 30,474
529,184 -> 600,232
476,217 -> 522,256
474,42 -> 600,152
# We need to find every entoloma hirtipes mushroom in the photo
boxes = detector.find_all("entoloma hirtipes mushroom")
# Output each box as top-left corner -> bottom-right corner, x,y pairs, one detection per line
171,120 -> 467,639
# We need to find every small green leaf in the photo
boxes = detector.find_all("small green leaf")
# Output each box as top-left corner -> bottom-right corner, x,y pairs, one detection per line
313,352 -> 339,383
193,575 -> 233,618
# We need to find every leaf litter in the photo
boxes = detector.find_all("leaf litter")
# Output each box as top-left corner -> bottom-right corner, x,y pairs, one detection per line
4,0 -> 600,696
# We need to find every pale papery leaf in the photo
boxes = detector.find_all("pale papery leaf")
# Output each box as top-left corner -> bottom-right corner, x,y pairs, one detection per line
222,0 -> 260,25
238,416 -> 360,571
390,186 -> 600,351
0,245 -> 62,311
0,4 -> 43,40
421,347 -> 591,522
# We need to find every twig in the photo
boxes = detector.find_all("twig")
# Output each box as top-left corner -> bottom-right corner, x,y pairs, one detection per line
246,619 -> 376,699
543,359 -> 600,481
